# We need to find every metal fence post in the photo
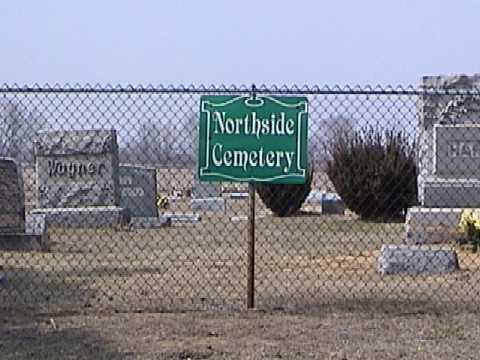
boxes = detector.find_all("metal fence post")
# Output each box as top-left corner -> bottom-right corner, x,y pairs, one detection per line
247,180 -> 256,309
247,84 -> 257,309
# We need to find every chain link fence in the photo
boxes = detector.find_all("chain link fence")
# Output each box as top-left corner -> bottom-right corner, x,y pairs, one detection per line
1,83 -> 480,312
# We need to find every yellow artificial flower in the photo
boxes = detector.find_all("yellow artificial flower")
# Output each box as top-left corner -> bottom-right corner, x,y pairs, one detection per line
458,209 -> 480,253
458,209 -> 480,233
459,209 -> 473,234
474,210 -> 480,219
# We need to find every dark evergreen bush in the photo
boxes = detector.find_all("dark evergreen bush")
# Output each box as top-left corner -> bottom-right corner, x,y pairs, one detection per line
326,127 -> 417,220
256,165 -> 313,217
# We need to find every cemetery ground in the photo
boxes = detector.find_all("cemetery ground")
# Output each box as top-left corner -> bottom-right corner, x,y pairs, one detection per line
2,206 -> 480,358
3,303 -> 480,359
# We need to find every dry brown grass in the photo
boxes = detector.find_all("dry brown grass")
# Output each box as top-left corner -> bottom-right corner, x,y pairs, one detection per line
1,203 -> 479,313
2,203 -> 480,359
2,305 -> 480,359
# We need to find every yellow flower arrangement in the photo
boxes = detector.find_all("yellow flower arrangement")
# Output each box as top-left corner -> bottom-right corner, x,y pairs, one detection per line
458,209 -> 480,253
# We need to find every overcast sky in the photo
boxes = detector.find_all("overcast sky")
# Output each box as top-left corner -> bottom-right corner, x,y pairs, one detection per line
0,0 -> 478,87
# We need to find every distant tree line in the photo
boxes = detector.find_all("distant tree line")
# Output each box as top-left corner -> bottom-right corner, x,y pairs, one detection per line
0,99 -> 362,172
119,112 -> 197,168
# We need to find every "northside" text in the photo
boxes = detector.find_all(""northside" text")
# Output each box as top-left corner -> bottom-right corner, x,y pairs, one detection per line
212,111 -> 295,139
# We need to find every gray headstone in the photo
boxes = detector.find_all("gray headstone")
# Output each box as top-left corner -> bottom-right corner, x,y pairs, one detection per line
34,130 -> 120,208
417,75 -> 480,206
119,164 -> 158,218
406,75 -> 480,244
0,158 -> 25,233
377,245 -> 459,275
322,192 -> 345,215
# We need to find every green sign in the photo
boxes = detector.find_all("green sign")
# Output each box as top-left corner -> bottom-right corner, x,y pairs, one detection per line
198,95 -> 308,184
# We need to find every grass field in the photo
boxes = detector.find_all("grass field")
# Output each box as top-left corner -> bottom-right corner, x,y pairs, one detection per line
3,197 -> 480,358
2,199 -> 480,313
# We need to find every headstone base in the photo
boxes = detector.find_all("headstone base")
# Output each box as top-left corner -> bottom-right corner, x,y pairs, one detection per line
25,213 -> 50,249
377,244 -> 459,275
0,234 -> 43,251
30,207 -> 130,229
421,178 -> 480,207
190,198 -> 226,213
405,207 -> 462,244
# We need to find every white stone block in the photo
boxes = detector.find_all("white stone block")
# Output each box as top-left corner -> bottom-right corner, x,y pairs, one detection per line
377,244 -> 459,275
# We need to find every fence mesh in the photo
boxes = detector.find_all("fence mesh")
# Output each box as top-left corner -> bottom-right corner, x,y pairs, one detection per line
1,84 -> 480,312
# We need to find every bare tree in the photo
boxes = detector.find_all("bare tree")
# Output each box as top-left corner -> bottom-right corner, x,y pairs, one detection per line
309,115 -> 356,170
121,112 -> 197,168
177,111 -> 198,167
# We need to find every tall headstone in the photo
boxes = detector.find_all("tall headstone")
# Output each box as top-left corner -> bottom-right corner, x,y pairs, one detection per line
0,158 -> 25,233
31,130 -> 129,229
406,74 -> 480,244
34,130 -> 120,208
0,158 -> 44,250
119,164 -> 158,218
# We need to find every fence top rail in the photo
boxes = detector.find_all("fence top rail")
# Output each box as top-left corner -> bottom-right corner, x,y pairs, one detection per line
1,84 -> 480,96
